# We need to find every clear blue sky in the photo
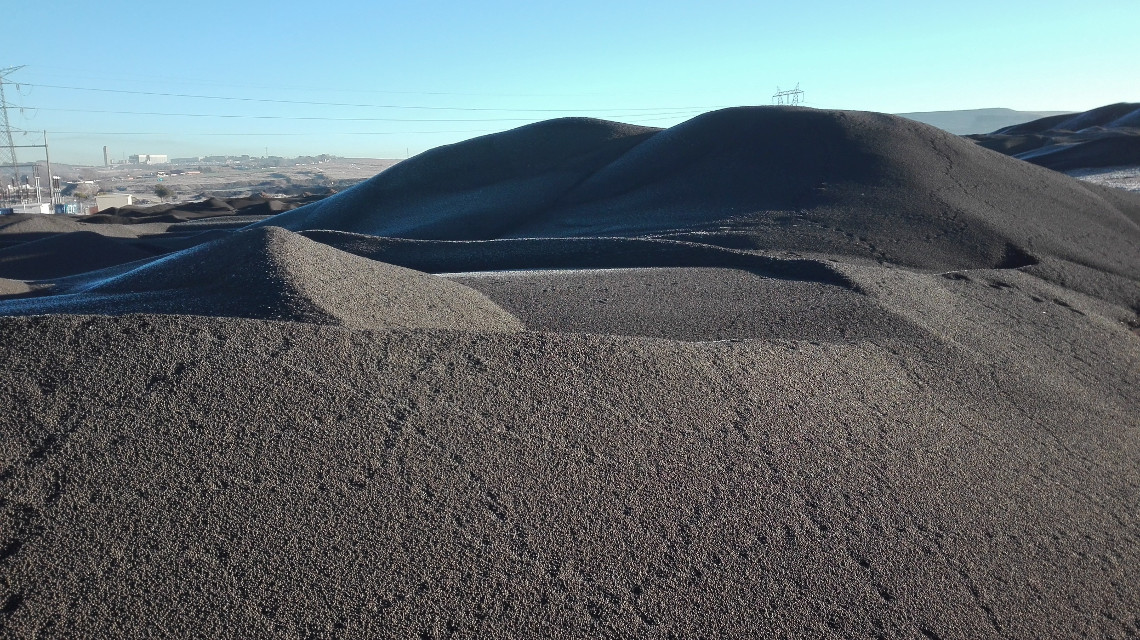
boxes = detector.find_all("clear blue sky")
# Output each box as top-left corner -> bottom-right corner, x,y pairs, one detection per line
4,0 -> 1136,165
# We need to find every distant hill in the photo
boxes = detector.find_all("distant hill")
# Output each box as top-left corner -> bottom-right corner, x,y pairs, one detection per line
895,108 -> 1072,135
969,102 -> 1140,171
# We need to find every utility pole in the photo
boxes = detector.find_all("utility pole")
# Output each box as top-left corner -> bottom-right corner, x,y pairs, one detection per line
44,131 -> 54,205
4,133 -> 54,206
0,66 -> 27,200
0,66 -> 58,208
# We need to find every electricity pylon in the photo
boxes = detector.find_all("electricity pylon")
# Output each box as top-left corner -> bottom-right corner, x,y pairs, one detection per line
0,66 -> 27,190
773,83 -> 805,106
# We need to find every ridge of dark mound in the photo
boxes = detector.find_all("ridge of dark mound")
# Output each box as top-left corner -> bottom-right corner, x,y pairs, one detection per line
0,227 -> 521,331
298,230 -> 854,287
972,103 -> 1140,171
82,193 -> 323,225
993,102 -> 1140,135
0,214 -> 140,247
254,107 -> 1140,279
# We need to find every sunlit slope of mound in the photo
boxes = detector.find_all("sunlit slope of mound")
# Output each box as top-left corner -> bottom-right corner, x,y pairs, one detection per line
0,227 -> 521,331
258,107 -> 1140,277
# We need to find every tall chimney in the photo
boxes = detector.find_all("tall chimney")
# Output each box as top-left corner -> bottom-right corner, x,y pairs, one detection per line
103,146 -> 110,168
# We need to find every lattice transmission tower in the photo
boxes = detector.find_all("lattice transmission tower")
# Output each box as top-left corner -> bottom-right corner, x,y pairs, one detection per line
772,83 -> 804,106
0,66 -> 26,190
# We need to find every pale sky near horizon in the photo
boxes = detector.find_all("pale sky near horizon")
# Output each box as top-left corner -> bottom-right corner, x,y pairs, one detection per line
4,0 -> 1136,165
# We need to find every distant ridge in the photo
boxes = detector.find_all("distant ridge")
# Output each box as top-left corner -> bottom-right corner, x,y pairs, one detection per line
896,108 -> 1072,135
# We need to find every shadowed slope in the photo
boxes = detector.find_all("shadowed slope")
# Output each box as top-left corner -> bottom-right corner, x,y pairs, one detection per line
0,227 -> 521,332
0,214 -> 140,249
1023,136 -> 1140,172
256,107 -> 1140,277
0,231 -> 161,280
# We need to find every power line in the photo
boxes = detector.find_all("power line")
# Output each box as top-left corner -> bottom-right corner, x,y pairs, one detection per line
22,82 -> 725,113
37,130 -> 500,137
14,105 -> 709,123
27,66 -> 626,99
19,112 -> 690,138
8,72 -> 706,162
17,110 -> 692,140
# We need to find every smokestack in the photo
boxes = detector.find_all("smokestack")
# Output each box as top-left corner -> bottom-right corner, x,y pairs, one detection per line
103,146 -> 110,168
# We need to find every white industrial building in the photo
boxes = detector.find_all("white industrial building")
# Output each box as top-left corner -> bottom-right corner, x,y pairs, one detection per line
94,193 -> 133,211
9,202 -> 52,214
128,154 -> 169,165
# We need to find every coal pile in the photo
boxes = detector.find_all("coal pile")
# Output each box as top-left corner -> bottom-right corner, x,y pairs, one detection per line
1,107 -> 1138,638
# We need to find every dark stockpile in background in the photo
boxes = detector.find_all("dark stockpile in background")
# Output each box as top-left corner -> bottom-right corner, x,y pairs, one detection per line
969,102 -> 1140,171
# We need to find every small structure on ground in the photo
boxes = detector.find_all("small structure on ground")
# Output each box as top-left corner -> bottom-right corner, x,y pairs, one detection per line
95,193 -> 133,211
